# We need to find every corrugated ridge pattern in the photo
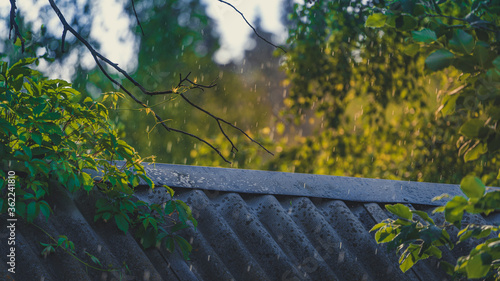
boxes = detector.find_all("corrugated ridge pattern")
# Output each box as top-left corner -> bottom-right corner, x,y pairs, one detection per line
174,189 -> 458,281
2,186 -> 497,281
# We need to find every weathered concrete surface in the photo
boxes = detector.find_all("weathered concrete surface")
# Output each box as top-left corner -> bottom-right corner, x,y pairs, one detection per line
129,162 -> 466,206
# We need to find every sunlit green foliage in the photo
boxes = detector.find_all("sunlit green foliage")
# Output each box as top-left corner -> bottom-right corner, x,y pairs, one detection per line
365,0 -> 500,278
373,176 -> 500,279
0,58 -> 196,266
269,0 -> 500,186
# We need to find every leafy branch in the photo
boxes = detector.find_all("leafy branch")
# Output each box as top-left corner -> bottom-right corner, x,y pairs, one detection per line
33,223 -> 120,273
8,0 -> 24,52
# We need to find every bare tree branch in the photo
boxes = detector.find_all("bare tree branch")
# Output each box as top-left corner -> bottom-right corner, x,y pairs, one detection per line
218,0 -> 286,53
179,90 -> 275,156
131,0 -> 145,36
42,0 -> 273,164
9,0 -> 25,52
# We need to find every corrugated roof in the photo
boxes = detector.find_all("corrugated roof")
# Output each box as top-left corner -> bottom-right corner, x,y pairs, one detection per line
2,163 -> 498,281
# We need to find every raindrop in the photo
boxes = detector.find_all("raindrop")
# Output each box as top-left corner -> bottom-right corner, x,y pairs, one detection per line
338,251 -> 345,263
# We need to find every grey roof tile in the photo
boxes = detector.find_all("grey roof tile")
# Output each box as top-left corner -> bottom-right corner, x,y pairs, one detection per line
3,163 -> 499,281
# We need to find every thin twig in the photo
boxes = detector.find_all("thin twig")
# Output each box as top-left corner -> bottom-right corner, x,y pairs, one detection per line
218,0 -> 286,53
8,0 -> 25,52
179,92 -> 275,156
131,0 -> 145,36
47,0 -> 233,164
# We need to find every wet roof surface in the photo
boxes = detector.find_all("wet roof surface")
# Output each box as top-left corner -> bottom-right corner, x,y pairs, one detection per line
2,163 -> 498,281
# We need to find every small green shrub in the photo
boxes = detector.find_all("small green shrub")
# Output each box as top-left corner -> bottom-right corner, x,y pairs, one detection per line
0,58 -> 196,266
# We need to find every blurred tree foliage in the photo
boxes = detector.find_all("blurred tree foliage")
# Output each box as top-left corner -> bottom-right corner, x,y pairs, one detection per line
75,0 -> 275,165
268,0 -> 500,186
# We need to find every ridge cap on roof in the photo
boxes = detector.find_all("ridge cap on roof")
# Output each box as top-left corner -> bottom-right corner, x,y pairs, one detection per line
88,162 -> 469,206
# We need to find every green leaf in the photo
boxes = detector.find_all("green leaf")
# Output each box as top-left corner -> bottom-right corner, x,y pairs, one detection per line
27,201 -> 37,223
399,244 -> 419,272
38,201 -> 52,221
426,245 -> 442,259
412,28 -> 437,43
14,201 -> 26,218
174,235 -> 192,260
114,213 -> 129,233
176,201 -> 190,223
449,29 -> 475,54
365,14 -> 388,28
425,49 -> 455,71
403,44 -> 420,56
385,204 -> 413,220
474,41 -> 492,69
0,119 -> 18,135
140,174 -> 154,189
411,210 -> 435,224
164,201 -> 175,215
375,226 -> 397,243
148,217 -> 158,232
439,260 -> 455,276
466,252 -> 491,279
9,57 -> 37,70
439,93 -> 459,116
23,146 -> 33,160
459,119 -> 484,138
460,176 -> 485,199
464,142 -> 487,162
81,172 -> 94,192
31,132 -> 43,145
493,56 -> 500,70
165,237 -> 175,252
164,185 -> 175,197
370,222 -> 387,232
85,251 -> 102,266
444,196 -> 468,227
396,15 -> 417,31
